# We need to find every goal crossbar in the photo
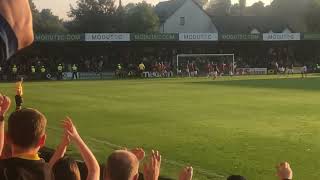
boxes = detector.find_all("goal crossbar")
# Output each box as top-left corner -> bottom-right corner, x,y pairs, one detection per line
177,54 -> 235,57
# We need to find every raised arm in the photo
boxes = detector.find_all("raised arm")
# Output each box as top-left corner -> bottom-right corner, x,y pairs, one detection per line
179,166 -> 193,180
143,150 -> 161,180
276,162 -> 293,180
0,0 -> 34,51
48,124 -> 70,169
0,95 -> 11,155
64,117 -> 100,180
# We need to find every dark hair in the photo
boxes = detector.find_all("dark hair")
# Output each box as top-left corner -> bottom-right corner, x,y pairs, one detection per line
53,157 -> 80,180
8,108 -> 47,149
227,175 -> 246,180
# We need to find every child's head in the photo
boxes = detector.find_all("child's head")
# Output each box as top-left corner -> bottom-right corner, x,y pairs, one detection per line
53,157 -> 81,180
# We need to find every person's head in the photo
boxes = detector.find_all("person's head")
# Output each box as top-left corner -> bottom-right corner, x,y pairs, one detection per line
53,157 -> 80,180
7,108 -> 47,153
227,175 -> 246,180
104,150 -> 139,180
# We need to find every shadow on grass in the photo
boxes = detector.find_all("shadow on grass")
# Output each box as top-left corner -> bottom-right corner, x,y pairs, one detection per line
189,76 -> 320,91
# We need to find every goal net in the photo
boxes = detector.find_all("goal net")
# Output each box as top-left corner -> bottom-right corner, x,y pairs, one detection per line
176,54 -> 235,77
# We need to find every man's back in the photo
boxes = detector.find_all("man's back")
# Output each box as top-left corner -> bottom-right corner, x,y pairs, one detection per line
0,157 -> 53,180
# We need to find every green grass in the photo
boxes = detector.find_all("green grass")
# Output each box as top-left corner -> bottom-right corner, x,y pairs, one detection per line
1,75 -> 320,180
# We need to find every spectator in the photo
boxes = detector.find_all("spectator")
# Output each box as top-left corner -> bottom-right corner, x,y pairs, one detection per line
52,157 -> 80,180
104,150 -> 140,180
0,0 -> 34,61
49,117 -> 100,180
0,98 -> 53,179
276,162 -> 293,180
227,175 -> 246,180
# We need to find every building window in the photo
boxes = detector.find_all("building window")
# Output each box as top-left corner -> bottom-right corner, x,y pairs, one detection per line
180,17 -> 185,26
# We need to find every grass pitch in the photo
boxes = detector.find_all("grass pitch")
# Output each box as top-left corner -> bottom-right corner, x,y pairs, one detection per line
1,75 -> 320,180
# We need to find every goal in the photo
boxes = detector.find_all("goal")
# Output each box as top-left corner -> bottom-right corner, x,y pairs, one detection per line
176,54 -> 235,76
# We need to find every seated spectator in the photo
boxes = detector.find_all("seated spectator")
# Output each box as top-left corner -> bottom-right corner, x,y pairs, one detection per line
0,95 -> 53,179
276,162 -> 293,180
0,0 -> 34,61
227,175 -> 246,180
49,117 -> 100,180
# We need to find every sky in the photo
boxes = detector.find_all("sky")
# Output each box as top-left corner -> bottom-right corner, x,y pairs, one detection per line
34,0 -> 272,19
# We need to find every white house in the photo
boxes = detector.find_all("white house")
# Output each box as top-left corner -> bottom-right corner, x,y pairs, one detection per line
155,0 -> 297,34
156,0 -> 218,33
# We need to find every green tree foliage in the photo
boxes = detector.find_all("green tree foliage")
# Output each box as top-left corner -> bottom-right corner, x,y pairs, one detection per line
239,0 -> 246,15
29,0 -> 66,33
206,0 -> 232,16
125,2 -> 160,32
305,0 -> 320,32
245,1 -> 266,16
67,0 -> 117,32
67,0 -> 159,32
194,0 -> 209,8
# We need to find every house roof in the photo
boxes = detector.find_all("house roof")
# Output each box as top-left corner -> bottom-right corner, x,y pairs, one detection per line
154,0 -> 207,23
154,0 -> 185,23
154,0 -> 295,33
211,16 -> 294,33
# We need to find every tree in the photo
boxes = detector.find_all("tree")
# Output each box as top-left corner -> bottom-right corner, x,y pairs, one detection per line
206,0 -> 231,16
68,0 -> 118,32
194,0 -> 209,8
305,0 -> 320,32
230,3 -> 240,16
37,9 -> 67,33
245,1 -> 266,16
29,0 -> 66,33
239,0 -> 246,15
126,2 -> 159,32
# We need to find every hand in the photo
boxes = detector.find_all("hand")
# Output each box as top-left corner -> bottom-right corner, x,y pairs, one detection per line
0,95 -> 11,116
179,166 -> 193,180
130,148 -> 145,161
276,162 -> 293,180
143,150 -> 161,180
63,117 -> 80,141
60,121 -> 71,146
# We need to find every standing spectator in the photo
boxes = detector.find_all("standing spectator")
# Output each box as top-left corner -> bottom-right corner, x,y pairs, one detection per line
138,62 -> 146,77
104,150 -> 140,180
72,64 -> 78,80
0,96 -> 53,179
103,149 -> 157,180
57,64 -> 63,80
12,64 -> 17,80
40,65 -> 46,80
50,117 -> 100,180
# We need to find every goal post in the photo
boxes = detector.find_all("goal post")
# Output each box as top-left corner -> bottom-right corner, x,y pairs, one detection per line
176,54 -> 235,76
